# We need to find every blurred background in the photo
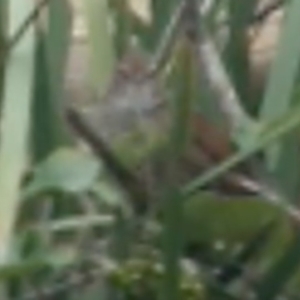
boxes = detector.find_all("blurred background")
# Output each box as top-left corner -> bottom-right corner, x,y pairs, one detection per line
2,0 -> 300,299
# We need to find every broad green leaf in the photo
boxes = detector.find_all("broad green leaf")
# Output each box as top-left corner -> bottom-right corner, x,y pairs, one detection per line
184,192 -> 292,263
256,232 -> 300,300
0,0 -> 35,263
24,147 -> 101,198
83,0 -> 115,98
259,0 -> 300,200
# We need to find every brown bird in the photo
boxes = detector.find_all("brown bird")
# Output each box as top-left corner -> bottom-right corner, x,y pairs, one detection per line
105,48 -> 255,195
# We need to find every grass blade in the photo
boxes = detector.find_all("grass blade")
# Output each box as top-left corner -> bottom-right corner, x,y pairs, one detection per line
0,0 -> 35,263
0,0 -> 7,102
32,0 -> 73,162
46,0 -> 72,134
224,0 -> 257,112
259,0 -> 300,200
109,0 -> 133,58
161,34 -> 195,300
256,232 -> 300,300
150,0 -> 180,52
196,27 -> 255,144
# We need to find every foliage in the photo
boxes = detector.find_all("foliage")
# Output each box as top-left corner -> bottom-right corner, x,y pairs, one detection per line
1,0 -> 300,299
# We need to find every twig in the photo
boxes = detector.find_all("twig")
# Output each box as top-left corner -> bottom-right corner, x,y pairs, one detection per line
7,0 -> 52,52
65,107 -> 149,214
0,0 -> 54,71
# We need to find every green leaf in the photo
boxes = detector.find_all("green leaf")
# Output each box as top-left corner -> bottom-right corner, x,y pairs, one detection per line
0,0 -> 7,101
183,192 -> 294,267
0,0 -> 35,263
24,147 -> 101,197
161,34 -> 196,300
223,0 -> 257,111
109,0 -> 133,58
259,0 -> 300,200
216,219 -> 277,284
184,192 -> 290,248
256,232 -> 300,300
31,0 -> 73,163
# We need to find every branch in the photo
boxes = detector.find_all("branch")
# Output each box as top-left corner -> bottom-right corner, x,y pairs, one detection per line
0,0 -> 54,70
7,0 -> 52,52
65,107 -> 149,215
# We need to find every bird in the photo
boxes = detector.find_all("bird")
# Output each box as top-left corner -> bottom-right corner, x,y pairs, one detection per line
96,45 -> 263,196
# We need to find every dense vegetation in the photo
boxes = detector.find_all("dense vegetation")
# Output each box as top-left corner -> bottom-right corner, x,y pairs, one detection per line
2,0 -> 300,299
